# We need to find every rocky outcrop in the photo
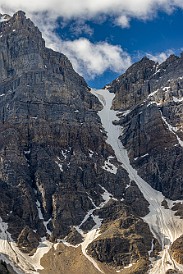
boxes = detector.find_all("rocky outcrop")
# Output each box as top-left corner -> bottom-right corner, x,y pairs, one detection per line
0,261 -> 17,274
170,235 -> 183,265
17,226 -> 40,253
171,202 -> 183,218
87,213 -> 160,271
109,55 -> 183,200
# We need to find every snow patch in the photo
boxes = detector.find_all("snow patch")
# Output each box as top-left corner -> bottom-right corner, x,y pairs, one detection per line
172,96 -> 183,103
147,101 -> 156,107
43,219 -> 52,236
89,150 -> 94,158
125,183 -> 131,189
134,153 -> 149,160
0,15 -> 10,22
148,89 -> 158,98
124,263 -> 134,269
152,65 -> 161,75
99,184 -> 118,202
102,156 -> 118,174
61,150 -> 67,159
24,150 -> 30,155
55,157 -> 63,172
148,239 -> 155,257
162,86 -> 170,91
105,85 -> 111,89
160,112 -> 183,148
36,200 -> 44,220
121,109 -> 131,116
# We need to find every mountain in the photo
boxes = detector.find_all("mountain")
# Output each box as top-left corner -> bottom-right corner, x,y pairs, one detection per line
108,55 -> 183,200
0,11 -> 182,274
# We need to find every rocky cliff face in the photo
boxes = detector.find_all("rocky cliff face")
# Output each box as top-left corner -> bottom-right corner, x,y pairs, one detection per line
0,11 -> 157,274
0,10 -> 112,240
108,55 -> 183,200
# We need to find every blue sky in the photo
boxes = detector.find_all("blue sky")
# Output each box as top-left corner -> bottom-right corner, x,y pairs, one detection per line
1,1 -> 183,88
56,8 -> 183,88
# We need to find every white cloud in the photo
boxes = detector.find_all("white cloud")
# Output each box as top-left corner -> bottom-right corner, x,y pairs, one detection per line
38,25 -> 132,78
146,50 -> 174,63
116,15 -> 130,28
59,39 -> 132,78
0,1 -> 182,79
1,0 -> 183,25
68,21 -> 94,37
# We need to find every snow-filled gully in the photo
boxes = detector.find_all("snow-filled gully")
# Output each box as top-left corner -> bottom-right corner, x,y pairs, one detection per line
90,89 -> 183,274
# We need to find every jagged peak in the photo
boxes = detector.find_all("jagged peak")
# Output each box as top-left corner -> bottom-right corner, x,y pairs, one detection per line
12,10 -> 26,22
158,54 -> 180,70
166,53 -> 179,61
127,56 -> 155,71
0,13 -> 11,22
140,56 -> 150,62
0,11 -> 27,28
0,10 -> 43,43
14,10 -> 26,18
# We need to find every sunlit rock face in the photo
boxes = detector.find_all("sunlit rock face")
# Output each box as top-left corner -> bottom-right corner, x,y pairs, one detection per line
170,235 -> 183,265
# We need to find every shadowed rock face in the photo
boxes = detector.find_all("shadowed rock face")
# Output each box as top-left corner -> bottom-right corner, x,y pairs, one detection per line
0,12 -> 153,272
108,54 -> 183,200
0,260 -> 17,274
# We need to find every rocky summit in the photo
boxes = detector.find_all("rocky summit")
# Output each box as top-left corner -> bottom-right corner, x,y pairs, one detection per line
0,11 -> 182,274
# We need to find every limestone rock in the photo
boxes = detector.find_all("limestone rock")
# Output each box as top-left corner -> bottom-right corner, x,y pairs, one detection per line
17,226 -> 40,253
87,214 -> 160,271
170,235 -> 183,265
64,227 -> 83,245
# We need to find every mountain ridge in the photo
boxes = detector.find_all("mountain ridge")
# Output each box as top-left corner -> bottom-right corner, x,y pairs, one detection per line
0,10 -> 182,274
107,52 -> 183,201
